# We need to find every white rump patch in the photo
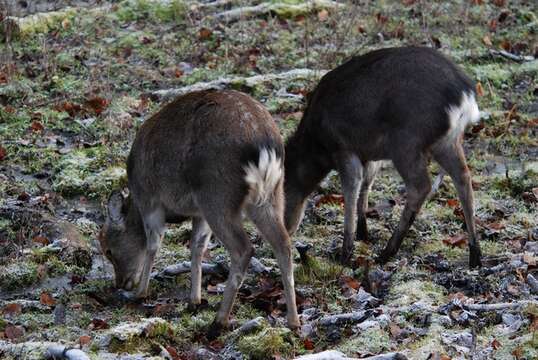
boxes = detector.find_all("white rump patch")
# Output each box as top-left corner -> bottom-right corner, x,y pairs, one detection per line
244,148 -> 283,206
446,91 -> 480,137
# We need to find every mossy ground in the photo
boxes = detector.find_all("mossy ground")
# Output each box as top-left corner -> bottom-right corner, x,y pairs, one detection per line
1,0 -> 537,358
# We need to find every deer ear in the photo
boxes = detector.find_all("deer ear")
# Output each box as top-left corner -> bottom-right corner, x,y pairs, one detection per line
107,190 -> 128,226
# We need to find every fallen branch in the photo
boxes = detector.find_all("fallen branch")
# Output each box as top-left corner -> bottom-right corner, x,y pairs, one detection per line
1,5 -> 110,39
317,310 -> 370,327
489,49 -> 535,62
294,351 -> 407,360
156,261 -> 227,277
45,345 -> 90,360
214,0 -> 344,22
462,300 -> 538,312
152,68 -> 327,100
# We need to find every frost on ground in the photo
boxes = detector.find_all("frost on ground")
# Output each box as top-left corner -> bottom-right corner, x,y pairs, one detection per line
1,0 -> 537,359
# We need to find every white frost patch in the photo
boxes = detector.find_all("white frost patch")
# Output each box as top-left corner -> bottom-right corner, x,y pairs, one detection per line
244,148 -> 283,206
446,91 -> 480,137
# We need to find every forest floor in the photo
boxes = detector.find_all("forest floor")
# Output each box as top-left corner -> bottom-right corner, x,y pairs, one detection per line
0,0 -> 537,359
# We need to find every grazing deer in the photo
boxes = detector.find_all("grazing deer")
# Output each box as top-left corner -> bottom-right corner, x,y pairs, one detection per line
99,90 -> 300,335
284,46 -> 482,268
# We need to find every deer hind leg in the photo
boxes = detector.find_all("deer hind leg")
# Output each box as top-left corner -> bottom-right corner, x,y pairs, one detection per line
356,161 -> 381,242
337,153 -> 363,264
190,217 -> 212,305
433,139 -> 482,268
195,193 -> 253,337
245,183 -> 300,329
378,154 -> 431,264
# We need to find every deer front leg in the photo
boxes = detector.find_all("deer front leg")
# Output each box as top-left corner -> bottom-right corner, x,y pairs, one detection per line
190,217 -> 212,305
338,153 -> 363,265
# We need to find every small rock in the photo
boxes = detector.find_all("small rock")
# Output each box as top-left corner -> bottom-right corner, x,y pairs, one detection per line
350,288 -> 380,310
502,313 -> 523,333
53,304 -> 66,325
196,347 -> 218,360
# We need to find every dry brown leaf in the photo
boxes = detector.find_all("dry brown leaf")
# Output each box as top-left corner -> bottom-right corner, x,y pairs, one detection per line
40,291 -> 56,306
79,335 -> 91,346
315,194 -> 344,207
443,233 -> 468,248
446,199 -> 460,208
85,97 -> 109,115
0,145 -> 6,161
493,0 -> 506,6
3,303 -> 22,315
30,121 -> 44,132
199,27 -> 213,40
389,323 -> 402,338
303,338 -> 315,350
491,338 -> 501,350
482,35 -> 492,47
32,235 -> 50,246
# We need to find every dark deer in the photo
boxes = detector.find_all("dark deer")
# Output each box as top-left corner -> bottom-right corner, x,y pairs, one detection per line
284,47 -> 482,268
99,90 -> 300,335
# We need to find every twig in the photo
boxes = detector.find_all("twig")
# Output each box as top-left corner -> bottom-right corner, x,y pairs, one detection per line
152,68 -> 327,101
213,0 -> 344,22
317,310 -> 370,327
462,300 -> 538,312
427,169 -> 446,200
489,49 -> 535,63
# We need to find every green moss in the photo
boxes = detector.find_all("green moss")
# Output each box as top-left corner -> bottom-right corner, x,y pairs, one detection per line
0,260 -> 39,291
336,327 -> 391,356
236,327 -> 294,360
52,149 -> 126,198
294,256 -> 344,285
115,0 -> 186,23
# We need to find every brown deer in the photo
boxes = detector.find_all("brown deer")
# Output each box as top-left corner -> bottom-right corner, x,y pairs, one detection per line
99,90 -> 300,336
284,47 -> 482,268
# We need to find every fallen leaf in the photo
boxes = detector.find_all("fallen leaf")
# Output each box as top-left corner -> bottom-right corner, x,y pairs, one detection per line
166,346 -> 181,360
482,35 -> 492,47
199,27 -> 213,40
476,82 -> 484,97
90,318 -> 109,330
500,39 -> 512,52
440,355 -> 451,360
79,335 -> 91,346
485,222 -> 505,232
315,194 -> 344,207
492,0 -> 505,6
3,303 -> 22,315
303,338 -> 315,350
5,325 -> 25,340
30,120 -> 44,132
317,9 -> 329,22
443,234 -> 467,248
33,235 -> 49,246
40,291 -> 56,306
0,145 -> 6,161
512,346 -> 523,359
491,338 -> 501,350
340,275 -> 360,290
446,199 -> 459,208
471,0 -> 483,5
85,97 -> 109,115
